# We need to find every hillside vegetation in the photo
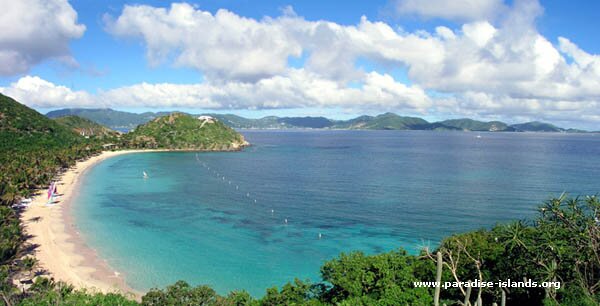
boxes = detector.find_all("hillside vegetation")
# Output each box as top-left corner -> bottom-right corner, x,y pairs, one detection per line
0,94 -> 102,206
46,108 -> 159,130
332,113 -> 429,130
511,121 -> 563,132
0,93 -> 104,305
123,113 -> 249,150
53,115 -> 119,138
437,118 -> 515,131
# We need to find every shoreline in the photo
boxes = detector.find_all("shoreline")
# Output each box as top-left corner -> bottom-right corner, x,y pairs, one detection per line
21,149 -> 162,298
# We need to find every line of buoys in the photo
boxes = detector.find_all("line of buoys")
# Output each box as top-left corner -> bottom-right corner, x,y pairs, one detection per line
195,155 -> 324,239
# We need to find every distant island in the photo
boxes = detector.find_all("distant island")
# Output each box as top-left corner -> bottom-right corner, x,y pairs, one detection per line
46,108 -> 592,133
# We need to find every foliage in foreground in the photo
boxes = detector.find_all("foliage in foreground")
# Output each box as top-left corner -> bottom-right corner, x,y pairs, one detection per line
6,195 -> 597,306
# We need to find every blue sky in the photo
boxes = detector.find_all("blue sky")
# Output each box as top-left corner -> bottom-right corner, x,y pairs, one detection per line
1,0 -> 600,129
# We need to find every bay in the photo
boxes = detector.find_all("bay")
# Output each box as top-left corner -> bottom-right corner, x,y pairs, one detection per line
73,130 -> 600,295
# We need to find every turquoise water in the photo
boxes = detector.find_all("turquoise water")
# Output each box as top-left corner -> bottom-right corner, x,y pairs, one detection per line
73,130 -> 600,295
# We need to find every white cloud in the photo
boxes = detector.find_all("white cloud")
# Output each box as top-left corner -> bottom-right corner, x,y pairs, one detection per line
559,37 -> 600,69
435,26 -> 456,40
440,91 -> 600,126
0,0 -> 85,76
105,3 -> 303,82
394,0 -> 507,22
1,72 -> 431,113
104,3 -> 446,83
102,69 -> 431,111
103,1 -> 600,104
390,1 -> 600,105
462,22 -> 496,47
0,76 -> 95,108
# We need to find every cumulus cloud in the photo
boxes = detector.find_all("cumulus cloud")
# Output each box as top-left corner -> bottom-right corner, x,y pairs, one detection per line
0,0 -> 85,76
0,76 -> 95,108
0,71 -> 431,113
104,3 -> 446,83
437,91 -> 600,127
105,3 -> 303,82
394,0 -> 507,22
104,1 -> 600,103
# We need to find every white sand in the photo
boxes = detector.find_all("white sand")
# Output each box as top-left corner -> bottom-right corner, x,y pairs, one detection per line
21,150 -> 152,296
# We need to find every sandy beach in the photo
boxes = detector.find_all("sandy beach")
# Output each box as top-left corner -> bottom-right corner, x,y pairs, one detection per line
21,149 -> 151,297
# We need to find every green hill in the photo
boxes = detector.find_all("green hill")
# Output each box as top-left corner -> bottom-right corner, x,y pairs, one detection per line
46,108 -> 158,130
124,113 -> 249,150
333,113 -> 428,130
510,121 -> 564,132
54,115 -> 120,138
209,114 -> 289,129
437,118 -> 514,131
206,114 -> 260,128
0,94 -> 102,205
0,94 -> 91,153
207,114 -> 333,129
278,116 -> 333,128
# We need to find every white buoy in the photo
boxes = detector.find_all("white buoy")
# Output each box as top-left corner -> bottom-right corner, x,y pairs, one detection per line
271,209 -> 274,214
284,218 -> 288,224
318,233 -> 322,239
254,199 -> 257,203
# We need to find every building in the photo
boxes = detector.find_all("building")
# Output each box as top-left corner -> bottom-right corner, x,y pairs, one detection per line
102,143 -> 118,150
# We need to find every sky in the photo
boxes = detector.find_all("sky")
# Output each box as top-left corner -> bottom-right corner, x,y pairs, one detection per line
0,0 -> 600,129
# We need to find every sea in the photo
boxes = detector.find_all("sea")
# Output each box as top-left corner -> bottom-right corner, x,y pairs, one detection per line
72,130 -> 600,296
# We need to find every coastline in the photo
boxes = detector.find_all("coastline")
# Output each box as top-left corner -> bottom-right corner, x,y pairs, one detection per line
21,150 -> 155,297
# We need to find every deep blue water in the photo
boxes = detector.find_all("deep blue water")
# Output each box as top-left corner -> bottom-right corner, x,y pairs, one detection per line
73,130 -> 600,295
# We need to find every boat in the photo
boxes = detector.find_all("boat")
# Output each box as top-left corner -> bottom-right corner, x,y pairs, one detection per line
143,171 -> 149,179
46,182 -> 56,205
